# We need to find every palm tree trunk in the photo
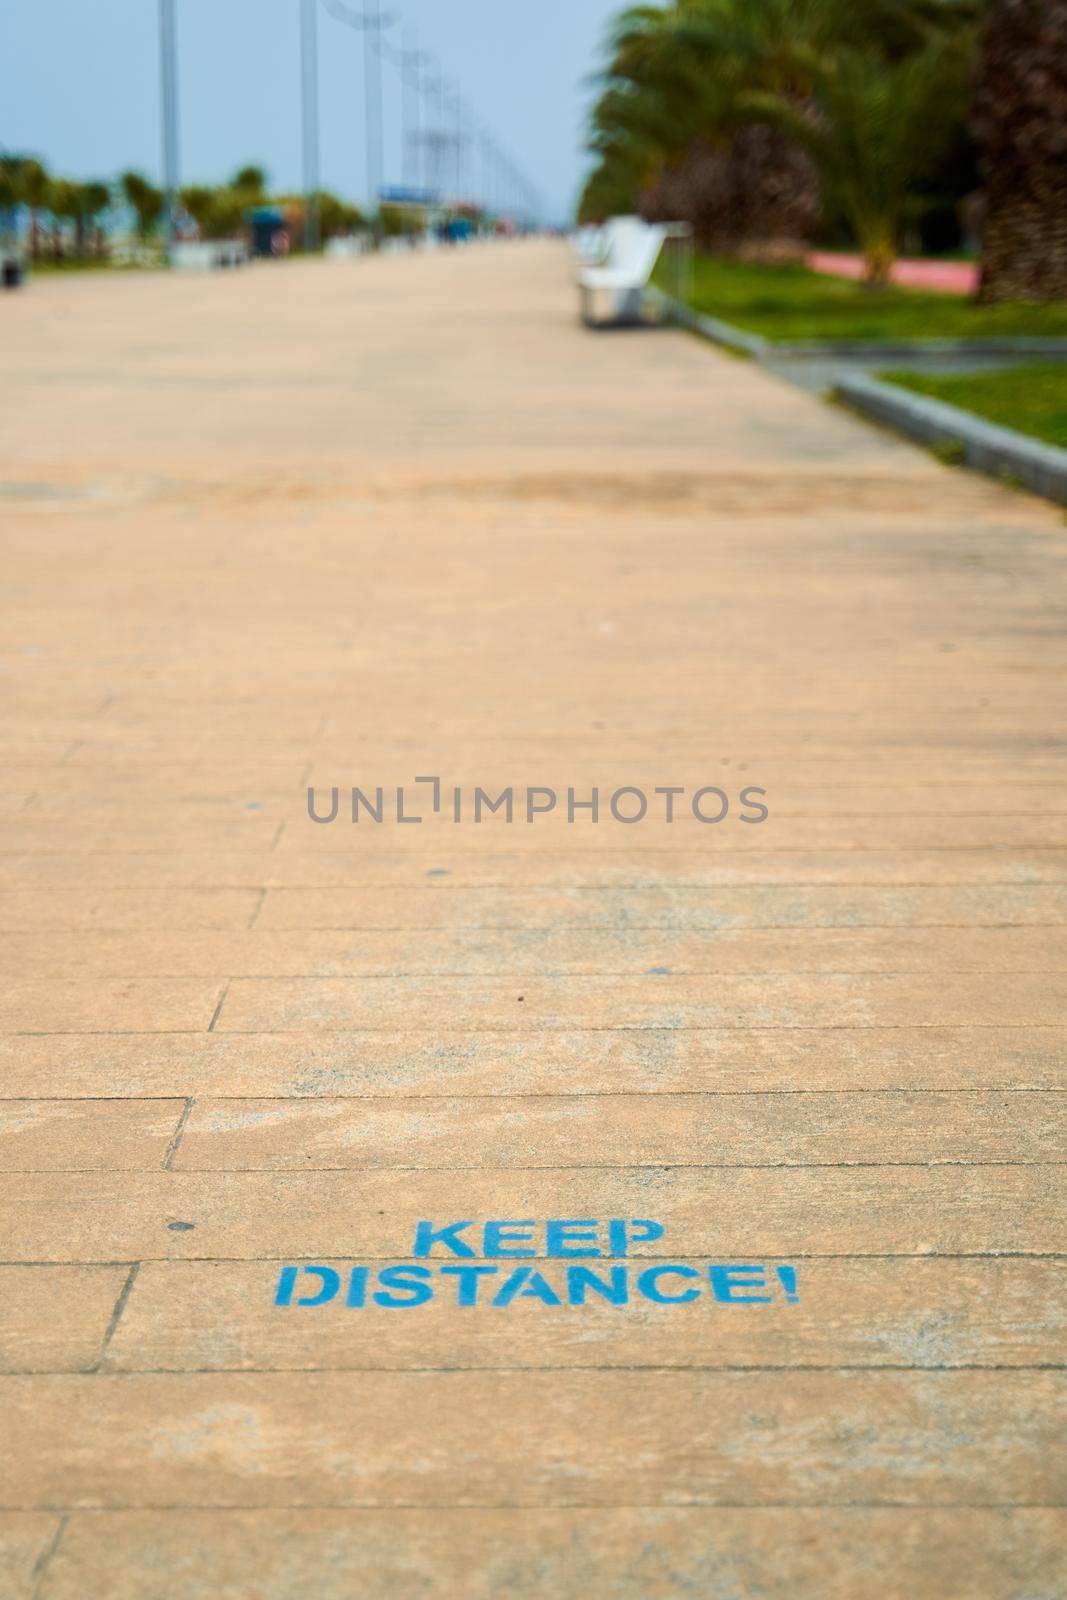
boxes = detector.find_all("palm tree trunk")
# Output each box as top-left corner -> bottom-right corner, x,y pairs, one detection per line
851,209 -> 898,292
974,0 -> 1067,303
980,185 -> 1067,303
862,239 -> 895,291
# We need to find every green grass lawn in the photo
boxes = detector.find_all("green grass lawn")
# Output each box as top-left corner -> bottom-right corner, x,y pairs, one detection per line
661,255 -> 1067,343
31,257 -> 163,273
883,365 -> 1067,451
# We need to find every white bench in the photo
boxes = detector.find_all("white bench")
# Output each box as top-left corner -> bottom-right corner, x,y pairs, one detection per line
578,216 -> 669,326
172,240 -> 250,271
110,238 -> 163,267
325,234 -> 372,259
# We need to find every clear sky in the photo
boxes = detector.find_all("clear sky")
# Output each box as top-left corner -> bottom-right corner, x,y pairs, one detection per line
1,0 -> 627,221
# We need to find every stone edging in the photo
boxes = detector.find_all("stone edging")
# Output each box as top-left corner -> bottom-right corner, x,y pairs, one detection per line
645,288 -> 770,357
836,372 -> 1067,506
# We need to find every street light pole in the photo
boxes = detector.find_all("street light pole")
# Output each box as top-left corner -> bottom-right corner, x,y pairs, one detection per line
300,0 -> 321,250
364,0 -> 383,214
319,0 -> 393,219
435,74 -> 447,196
159,0 -> 180,264
402,26 -> 421,192
453,94 -> 463,202
481,132 -> 493,217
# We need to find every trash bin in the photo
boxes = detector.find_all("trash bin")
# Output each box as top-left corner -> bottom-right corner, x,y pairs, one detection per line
248,207 -> 287,259
1,227 -> 24,288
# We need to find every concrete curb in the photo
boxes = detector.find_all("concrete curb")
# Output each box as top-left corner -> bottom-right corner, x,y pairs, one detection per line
772,335 -> 1067,359
645,288 -> 770,358
836,372 -> 1067,506
645,287 -> 1067,362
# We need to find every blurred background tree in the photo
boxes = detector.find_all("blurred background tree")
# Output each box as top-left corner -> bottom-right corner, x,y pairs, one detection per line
120,171 -> 164,242
317,191 -> 364,239
70,181 -> 111,257
19,158 -> 51,261
231,165 -> 268,200
178,184 -> 216,236
579,0 -> 1067,300
46,177 -> 78,257
2,152 -> 368,265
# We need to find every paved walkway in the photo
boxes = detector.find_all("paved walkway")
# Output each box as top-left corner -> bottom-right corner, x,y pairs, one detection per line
0,242 -> 1065,1599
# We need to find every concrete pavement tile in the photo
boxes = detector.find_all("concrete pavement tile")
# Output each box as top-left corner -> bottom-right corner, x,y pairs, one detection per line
0,1166 -> 1059,1260
172,1090 -> 1066,1170
3,1370 -> 1062,1508
0,1267 -> 130,1373
0,1025 -> 1062,1097
0,1101 -> 186,1172
6,925 -> 1065,979
35,1508 -> 1067,1600
4,849 -> 1067,891
215,971 -> 1067,1031
253,882 -> 1067,930
0,982 -> 224,1034
0,891 -> 263,932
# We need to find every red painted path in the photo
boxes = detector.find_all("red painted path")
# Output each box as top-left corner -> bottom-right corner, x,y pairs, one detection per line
807,251 -> 978,295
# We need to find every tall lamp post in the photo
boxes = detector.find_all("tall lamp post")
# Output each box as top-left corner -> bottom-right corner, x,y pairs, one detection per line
451,92 -> 464,203
481,132 -> 494,218
363,0 -> 384,210
401,28 -> 426,192
300,0 -> 321,250
321,0 -> 393,218
159,0 -> 180,263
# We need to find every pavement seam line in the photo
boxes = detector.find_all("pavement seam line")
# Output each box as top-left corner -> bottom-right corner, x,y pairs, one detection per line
161,1099 -> 194,1170
1,1087 -> 1063,1101
91,1263 -> 141,1373
29,1511 -> 68,1600
5,1159 -> 1067,1174
4,1251 -> 1063,1265
206,985 -> 230,1032
36,1363 -> 1067,1377
5,1501 -> 1067,1514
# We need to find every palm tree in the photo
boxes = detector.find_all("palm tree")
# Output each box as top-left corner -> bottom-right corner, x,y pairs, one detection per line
18,158 -> 49,261
583,1 -> 803,243
582,0 -> 977,283
71,182 -> 111,258
973,0 -> 1067,302
120,171 -> 164,243
179,184 -> 217,237
745,34 -> 974,285
588,1 -> 738,203
317,191 -> 364,239
205,187 -> 246,240
179,168 -> 271,241
231,164 -> 268,198
46,178 -> 79,259
582,1 -> 796,241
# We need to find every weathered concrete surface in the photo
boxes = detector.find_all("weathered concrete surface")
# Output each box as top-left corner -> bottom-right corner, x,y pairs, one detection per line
0,242 -> 1065,1597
